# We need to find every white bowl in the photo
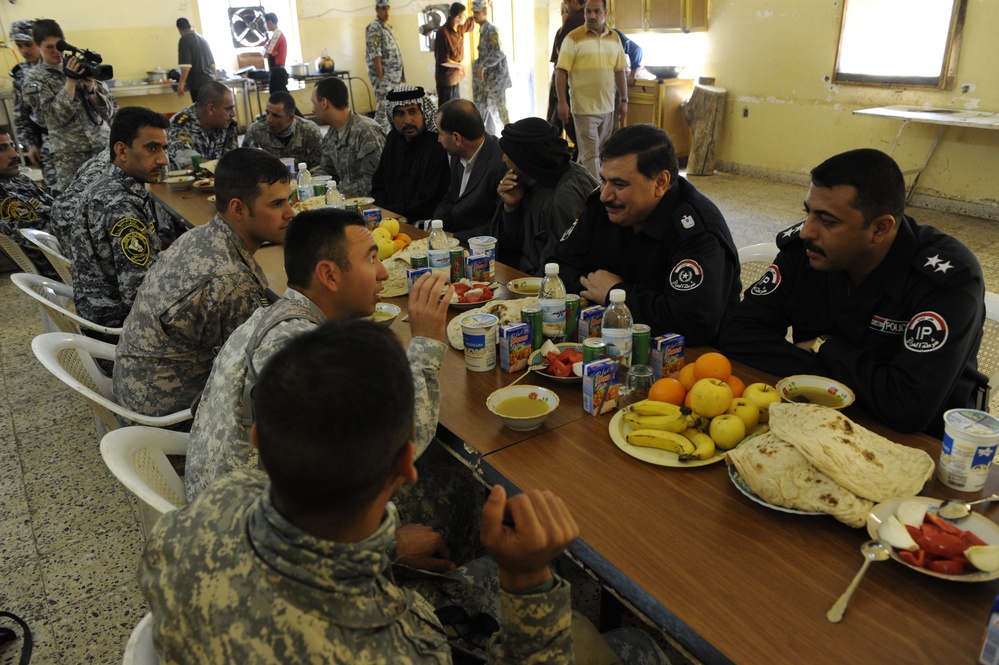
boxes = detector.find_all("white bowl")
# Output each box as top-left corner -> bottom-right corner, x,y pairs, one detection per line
776,374 -> 855,409
368,302 -> 401,327
164,175 -> 195,191
506,277 -> 542,299
486,385 -> 559,431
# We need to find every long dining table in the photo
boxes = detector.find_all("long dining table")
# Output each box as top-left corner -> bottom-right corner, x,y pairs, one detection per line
147,183 -> 999,664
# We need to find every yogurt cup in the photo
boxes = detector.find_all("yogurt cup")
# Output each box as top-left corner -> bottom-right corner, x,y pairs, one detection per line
468,235 -> 497,280
461,313 -> 499,372
938,408 -> 999,492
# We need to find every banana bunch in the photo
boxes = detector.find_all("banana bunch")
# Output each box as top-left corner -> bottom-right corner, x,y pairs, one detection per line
625,400 -> 716,460
624,400 -> 702,433
626,429 -> 695,455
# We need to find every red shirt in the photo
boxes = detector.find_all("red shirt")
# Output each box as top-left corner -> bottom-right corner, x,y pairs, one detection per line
265,29 -> 287,66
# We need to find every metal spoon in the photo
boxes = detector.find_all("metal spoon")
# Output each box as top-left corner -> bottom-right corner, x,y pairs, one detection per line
826,540 -> 890,623
937,494 -> 999,521
506,366 -> 537,387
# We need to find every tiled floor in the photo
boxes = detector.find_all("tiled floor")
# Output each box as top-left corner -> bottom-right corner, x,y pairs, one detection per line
1,171 -> 998,663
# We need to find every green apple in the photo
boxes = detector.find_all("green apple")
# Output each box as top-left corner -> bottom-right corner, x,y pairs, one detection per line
726,397 -> 760,431
688,378 -> 733,418
742,382 -> 780,423
708,414 -> 746,450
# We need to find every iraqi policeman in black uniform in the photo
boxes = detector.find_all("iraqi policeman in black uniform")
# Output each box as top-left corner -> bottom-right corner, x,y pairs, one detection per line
720,148 -> 987,435
552,123 -> 741,346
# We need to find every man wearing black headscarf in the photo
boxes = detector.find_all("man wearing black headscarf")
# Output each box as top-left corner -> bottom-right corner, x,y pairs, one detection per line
489,117 -> 596,275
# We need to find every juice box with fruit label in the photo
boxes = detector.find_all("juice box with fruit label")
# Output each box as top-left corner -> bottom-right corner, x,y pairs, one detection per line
407,267 -> 432,293
499,322 -> 531,372
651,333 -> 685,380
583,358 -> 619,416
577,305 -> 605,342
465,254 -> 490,283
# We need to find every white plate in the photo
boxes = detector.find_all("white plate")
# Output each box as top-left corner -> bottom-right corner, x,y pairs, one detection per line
207,194 -> 216,203
867,497 -> 999,582
346,197 -> 375,206
506,277 -> 542,299
193,178 -> 214,190
728,465 -> 825,515
608,409 -> 726,467
529,342 -> 583,383
166,169 -> 192,178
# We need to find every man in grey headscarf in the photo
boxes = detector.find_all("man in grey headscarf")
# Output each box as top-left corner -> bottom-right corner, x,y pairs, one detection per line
370,85 -> 450,222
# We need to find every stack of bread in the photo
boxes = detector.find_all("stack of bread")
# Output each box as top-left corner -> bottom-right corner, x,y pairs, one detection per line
727,402 -> 935,527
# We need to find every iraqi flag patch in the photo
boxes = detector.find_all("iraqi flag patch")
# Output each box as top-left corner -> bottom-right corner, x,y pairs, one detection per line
670,259 -> 704,291
903,311 -> 948,353
749,264 -> 781,296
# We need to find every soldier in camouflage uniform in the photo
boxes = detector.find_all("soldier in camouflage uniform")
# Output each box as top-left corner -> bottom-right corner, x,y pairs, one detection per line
310,77 -> 385,198
113,148 -> 294,418
0,129 -> 57,276
242,92 -> 323,170
185,209 -> 453,499
139,320 -> 579,664
366,0 -> 405,133
48,147 -> 109,257
471,1 -> 512,136
166,81 -> 239,169
70,108 -> 171,329
23,20 -> 116,191
8,20 -> 57,190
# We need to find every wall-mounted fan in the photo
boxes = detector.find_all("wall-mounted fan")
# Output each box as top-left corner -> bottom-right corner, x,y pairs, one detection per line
229,7 -> 268,48
418,5 -> 449,52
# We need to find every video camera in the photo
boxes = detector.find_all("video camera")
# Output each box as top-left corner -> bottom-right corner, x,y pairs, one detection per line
56,40 -> 113,81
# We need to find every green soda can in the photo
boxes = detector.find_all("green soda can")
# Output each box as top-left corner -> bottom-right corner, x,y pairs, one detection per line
583,338 -> 608,363
449,248 -> 465,282
521,305 -> 543,351
564,294 -> 580,343
632,324 -> 651,366
410,253 -> 429,269
344,202 -> 359,214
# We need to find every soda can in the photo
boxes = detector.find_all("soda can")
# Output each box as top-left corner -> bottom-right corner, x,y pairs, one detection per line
564,294 -> 580,344
583,337 -> 608,363
632,324 -> 651,366
410,253 -> 429,269
521,305 -> 543,351
344,202 -> 359,214
449,248 -> 465,282
191,154 -> 203,173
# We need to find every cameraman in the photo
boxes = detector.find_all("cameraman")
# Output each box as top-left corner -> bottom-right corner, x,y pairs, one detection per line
23,19 -> 117,191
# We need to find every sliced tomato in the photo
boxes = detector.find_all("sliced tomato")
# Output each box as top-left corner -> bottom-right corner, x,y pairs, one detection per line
961,530 -> 989,547
452,283 -> 471,296
566,349 -> 584,363
927,558 -> 967,575
905,524 -> 923,540
898,550 -> 926,568
918,531 -> 967,559
546,356 -> 571,377
925,512 -> 964,536
462,288 -> 486,303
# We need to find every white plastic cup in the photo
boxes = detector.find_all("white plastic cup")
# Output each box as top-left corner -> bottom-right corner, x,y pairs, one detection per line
468,235 -> 497,280
280,157 -> 296,173
461,313 -> 499,372
938,409 -> 999,492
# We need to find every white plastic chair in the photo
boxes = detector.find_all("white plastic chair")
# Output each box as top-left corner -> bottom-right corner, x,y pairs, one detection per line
0,231 -> 41,275
122,613 -> 157,665
980,291 -> 999,415
737,242 -> 779,294
31,332 -> 192,439
20,228 -> 73,285
102,427 -> 188,537
11,273 -> 122,337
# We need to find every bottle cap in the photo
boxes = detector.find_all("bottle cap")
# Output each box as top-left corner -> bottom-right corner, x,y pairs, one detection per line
544,262 -> 559,275
609,288 -> 625,302
431,219 -> 444,229
330,181 -> 337,187
298,162 -> 307,170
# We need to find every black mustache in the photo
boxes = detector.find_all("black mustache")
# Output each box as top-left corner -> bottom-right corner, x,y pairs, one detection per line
803,241 -> 825,256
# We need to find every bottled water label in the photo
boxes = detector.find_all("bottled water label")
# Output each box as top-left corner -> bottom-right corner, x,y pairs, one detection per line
428,249 -> 450,276
602,328 -> 633,360
540,298 -> 566,338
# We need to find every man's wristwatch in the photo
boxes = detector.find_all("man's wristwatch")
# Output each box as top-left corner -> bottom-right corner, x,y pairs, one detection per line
810,335 -> 830,354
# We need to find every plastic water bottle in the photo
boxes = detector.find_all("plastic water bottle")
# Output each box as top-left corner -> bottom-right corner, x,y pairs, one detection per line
538,262 -> 567,341
601,288 -> 634,377
428,219 -> 450,278
296,162 -> 313,201
325,180 -> 344,209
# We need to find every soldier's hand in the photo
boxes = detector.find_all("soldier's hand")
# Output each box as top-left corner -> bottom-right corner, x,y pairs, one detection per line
408,272 -> 452,342
580,269 -> 622,306
396,523 -> 455,573
480,485 -> 579,593
497,169 -> 524,212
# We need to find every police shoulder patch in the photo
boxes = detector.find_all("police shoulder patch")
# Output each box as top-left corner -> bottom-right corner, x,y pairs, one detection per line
671,204 -> 703,239
560,220 -> 578,242
915,249 -> 967,286
749,264 -> 781,296
110,217 -> 147,237
903,311 -> 948,353
120,232 -> 152,267
775,222 -> 804,249
669,259 -> 704,291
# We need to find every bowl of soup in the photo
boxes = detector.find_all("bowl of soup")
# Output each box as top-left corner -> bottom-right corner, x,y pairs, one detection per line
486,385 -> 559,430
368,302 -> 401,327
776,374 -> 855,409
506,277 -> 542,299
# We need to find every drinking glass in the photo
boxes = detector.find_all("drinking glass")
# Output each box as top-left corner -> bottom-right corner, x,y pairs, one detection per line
623,364 -> 654,404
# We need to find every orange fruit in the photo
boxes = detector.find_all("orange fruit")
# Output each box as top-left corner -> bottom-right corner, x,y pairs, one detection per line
684,389 -> 694,408
724,374 -> 745,398
693,352 -> 732,381
393,232 -> 413,248
648,378 -> 686,406
677,363 -> 697,391
394,238 -> 407,250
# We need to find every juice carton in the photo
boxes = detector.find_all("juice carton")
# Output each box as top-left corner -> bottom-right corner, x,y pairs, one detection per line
499,322 -> 532,372
651,333 -> 685,380
465,254 -> 491,283
577,305 -> 605,342
583,358 -> 620,415
407,267 -> 432,293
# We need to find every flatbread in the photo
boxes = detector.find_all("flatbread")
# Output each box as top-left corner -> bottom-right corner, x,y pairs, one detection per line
292,196 -> 326,212
768,403 -> 935,503
727,432 -> 874,528
382,257 -> 411,297
446,297 -> 539,349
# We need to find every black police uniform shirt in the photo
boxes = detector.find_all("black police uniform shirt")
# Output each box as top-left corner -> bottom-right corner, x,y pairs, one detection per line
720,216 -> 985,434
553,176 -> 741,346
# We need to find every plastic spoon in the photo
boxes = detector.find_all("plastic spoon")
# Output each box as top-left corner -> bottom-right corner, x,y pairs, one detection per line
826,540 -> 890,623
937,494 -> 999,521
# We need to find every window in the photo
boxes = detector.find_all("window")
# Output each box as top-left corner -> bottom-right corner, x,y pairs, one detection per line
833,0 -> 966,89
